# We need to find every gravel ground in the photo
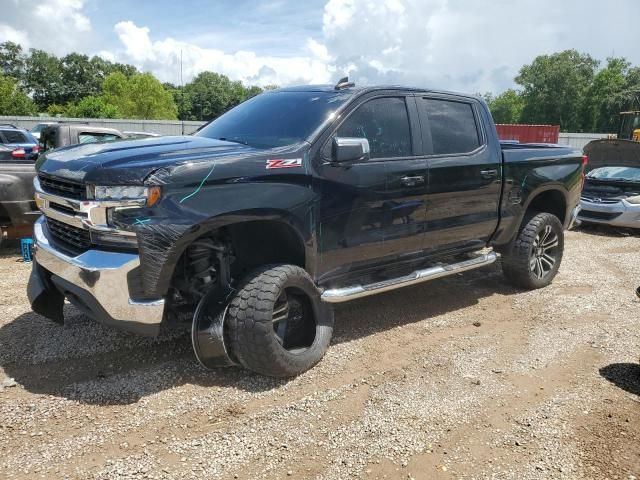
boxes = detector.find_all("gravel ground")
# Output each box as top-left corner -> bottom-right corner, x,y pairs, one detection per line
0,227 -> 639,479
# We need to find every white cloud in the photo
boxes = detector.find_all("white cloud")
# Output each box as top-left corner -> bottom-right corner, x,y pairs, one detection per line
314,0 -> 640,93
0,0 -> 91,55
3,0 -> 640,94
111,20 -> 334,87
0,24 -> 30,48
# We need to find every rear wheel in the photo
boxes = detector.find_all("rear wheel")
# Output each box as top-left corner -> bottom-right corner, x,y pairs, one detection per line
226,264 -> 334,377
502,212 -> 564,289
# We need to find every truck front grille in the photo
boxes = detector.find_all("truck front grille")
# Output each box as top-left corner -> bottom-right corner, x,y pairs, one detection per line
46,217 -> 91,252
39,175 -> 85,200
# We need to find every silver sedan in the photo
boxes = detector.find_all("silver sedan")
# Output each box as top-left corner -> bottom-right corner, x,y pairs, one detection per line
577,166 -> 640,228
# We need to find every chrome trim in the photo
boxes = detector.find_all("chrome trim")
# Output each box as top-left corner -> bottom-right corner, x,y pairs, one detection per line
567,205 -> 580,229
33,216 -> 164,326
321,252 -> 498,303
34,176 -> 138,237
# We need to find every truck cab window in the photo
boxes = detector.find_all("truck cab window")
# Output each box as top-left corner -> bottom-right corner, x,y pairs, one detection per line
79,133 -> 120,144
337,97 -> 412,159
421,99 -> 481,155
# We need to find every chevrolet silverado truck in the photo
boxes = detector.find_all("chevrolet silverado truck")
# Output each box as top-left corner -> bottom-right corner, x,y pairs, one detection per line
27,80 -> 586,377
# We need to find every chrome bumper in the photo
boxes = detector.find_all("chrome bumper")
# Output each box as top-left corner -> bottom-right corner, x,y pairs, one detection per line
577,199 -> 640,229
31,216 -> 165,335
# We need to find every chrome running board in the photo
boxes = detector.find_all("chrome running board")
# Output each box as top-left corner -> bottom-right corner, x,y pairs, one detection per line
321,251 -> 498,303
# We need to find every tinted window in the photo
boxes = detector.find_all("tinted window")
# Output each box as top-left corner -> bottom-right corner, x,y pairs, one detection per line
78,133 -> 120,144
421,99 -> 480,155
337,97 -> 412,159
1,130 -> 28,144
196,91 -> 350,149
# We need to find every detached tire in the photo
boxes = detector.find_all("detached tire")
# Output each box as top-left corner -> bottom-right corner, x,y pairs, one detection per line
226,264 -> 334,377
502,212 -> 564,290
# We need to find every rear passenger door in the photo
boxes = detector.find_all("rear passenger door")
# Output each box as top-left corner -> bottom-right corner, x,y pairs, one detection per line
417,96 -> 501,253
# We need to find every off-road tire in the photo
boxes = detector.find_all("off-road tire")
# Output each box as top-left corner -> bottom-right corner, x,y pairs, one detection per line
502,212 -> 564,290
226,264 -> 334,377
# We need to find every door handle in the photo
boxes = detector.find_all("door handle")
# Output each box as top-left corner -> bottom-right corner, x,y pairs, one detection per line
400,175 -> 425,187
480,169 -> 498,179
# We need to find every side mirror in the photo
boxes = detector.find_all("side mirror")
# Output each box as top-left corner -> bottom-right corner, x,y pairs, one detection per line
332,137 -> 370,163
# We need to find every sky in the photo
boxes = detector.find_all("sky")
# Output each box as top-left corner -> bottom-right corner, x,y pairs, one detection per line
1,0 -> 639,94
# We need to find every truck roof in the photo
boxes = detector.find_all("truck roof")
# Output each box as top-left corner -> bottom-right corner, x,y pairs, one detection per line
274,84 -> 480,101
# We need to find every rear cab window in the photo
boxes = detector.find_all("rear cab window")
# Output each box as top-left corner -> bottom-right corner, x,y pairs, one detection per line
419,98 -> 482,155
78,132 -> 120,144
336,96 -> 412,159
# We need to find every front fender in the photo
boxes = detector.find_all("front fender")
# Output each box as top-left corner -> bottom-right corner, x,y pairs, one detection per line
131,182 -> 317,298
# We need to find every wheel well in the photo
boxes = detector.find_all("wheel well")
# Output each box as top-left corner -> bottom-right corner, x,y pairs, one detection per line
165,220 -> 306,324
226,220 -> 305,279
526,190 -> 567,225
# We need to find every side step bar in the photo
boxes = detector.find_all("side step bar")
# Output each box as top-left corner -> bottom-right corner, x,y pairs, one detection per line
321,251 -> 498,303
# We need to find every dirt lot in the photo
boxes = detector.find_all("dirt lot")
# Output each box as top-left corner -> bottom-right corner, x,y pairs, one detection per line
0,228 -> 639,480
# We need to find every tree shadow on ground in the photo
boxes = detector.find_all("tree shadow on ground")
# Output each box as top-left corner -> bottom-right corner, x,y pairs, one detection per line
599,363 -> 640,396
0,262 -> 519,405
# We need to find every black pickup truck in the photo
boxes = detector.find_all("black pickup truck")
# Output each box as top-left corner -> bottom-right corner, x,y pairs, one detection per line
28,81 -> 585,377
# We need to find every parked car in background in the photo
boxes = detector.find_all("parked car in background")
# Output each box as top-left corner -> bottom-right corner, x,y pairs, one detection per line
123,131 -> 161,139
578,166 -> 640,229
30,122 -> 59,141
0,124 -> 40,160
39,123 -> 126,152
28,80 -> 585,377
0,143 -> 39,247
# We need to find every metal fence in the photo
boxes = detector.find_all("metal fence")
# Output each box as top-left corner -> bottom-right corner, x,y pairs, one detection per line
558,132 -> 611,150
0,115 -> 206,136
1,115 -> 613,150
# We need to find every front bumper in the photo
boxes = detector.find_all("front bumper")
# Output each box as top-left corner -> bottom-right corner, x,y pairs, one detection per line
577,199 -> 640,229
28,216 -> 165,336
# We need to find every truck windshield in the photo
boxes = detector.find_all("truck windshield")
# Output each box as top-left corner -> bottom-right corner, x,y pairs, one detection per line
588,166 -> 640,182
195,90 -> 351,149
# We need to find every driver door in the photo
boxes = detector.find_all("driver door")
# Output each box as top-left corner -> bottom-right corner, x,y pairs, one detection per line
315,94 -> 427,282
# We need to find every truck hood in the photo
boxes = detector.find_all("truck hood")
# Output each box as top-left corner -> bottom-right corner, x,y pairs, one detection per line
36,135 -> 261,184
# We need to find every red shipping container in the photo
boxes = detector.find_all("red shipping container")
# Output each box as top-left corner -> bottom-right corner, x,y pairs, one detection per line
495,124 -> 560,144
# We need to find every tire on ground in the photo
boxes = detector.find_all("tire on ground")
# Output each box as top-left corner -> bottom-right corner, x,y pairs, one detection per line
226,264 -> 334,377
502,212 -> 564,290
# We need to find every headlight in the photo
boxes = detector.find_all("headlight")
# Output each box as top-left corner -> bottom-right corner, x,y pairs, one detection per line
89,185 -> 162,206
626,195 -> 640,205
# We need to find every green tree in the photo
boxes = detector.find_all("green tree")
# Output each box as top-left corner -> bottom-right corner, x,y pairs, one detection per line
182,72 -> 262,120
46,104 -> 66,116
59,53 -> 102,104
516,50 -> 599,131
0,73 -> 36,115
24,48 -> 64,109
0,41 -> 25,81
103,72 -> 177,119
64,95 -> 120,118
486,89 -> 524,124
580,58 -> 630,133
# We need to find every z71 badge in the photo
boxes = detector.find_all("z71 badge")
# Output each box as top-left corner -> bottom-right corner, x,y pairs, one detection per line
266,158 -> 302,170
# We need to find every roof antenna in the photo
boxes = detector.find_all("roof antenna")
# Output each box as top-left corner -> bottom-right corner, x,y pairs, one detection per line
334,76 -> 355,90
